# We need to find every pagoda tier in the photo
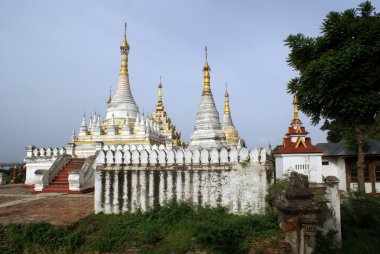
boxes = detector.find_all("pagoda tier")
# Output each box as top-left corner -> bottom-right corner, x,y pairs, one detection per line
188,47 -> 228,150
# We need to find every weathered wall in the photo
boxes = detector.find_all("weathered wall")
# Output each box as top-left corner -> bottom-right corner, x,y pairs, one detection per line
94,147 -> 272,214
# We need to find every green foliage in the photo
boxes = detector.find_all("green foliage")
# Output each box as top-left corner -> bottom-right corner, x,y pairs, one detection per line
341,191 -> 380,253
2,222 -> 84,254
312,230 -> 340,254
238,157 -> 250,168
265,179 -> 288,208
1,202 -> 280,254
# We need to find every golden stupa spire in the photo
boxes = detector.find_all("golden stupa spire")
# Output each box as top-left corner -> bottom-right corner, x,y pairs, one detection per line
203,46 -> 211,94
224,83 -> 230,114
107,86 -> 112,104
119,22 -> 129,76
293,94 -> 299,120
157,76 -> 163,106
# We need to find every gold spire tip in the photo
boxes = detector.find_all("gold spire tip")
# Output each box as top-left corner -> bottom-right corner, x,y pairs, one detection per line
205,46 -> 208,60
124,22 -> 127,37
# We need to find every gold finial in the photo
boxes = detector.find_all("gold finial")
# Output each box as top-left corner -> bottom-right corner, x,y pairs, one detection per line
120,23 -> 129,75
107,86 -> 112,104
157,76 -> 163,106
293,94 -> 299,120
203,46 -> 211,94
224,84 -> 230,114
121,22 -> 128,48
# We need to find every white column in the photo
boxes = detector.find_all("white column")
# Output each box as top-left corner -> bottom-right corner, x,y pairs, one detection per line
192,171 -> 199,206
113,170 -> 120,214
209,171 -> 218,208
104,171 -> 111,214
200,171 -> 208,206
94,169 -> 102,213
183,171 -> 190,202
131,170 -> 138,212
159,171 -> 165,205
221,171 -> 230,208
167,171 -> 173,201
140,171 -> 147,211
122,170 -> 128,212
176,170 -> 183,202
148,171 -> 154,208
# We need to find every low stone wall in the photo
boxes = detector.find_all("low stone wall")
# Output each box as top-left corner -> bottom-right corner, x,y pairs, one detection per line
95,147 -> 272,214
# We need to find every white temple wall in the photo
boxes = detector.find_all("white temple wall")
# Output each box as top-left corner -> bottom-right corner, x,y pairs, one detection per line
321,156 -> 347,191
275,153 -> 322,183
94,147 -> 271,214
24,146 -> 69,185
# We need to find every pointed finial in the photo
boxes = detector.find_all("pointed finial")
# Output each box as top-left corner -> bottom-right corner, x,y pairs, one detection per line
124,22 -> 127,38
107,86 -> 112,104
202,47 -> 211,94
293,94 -> 299,120
225,82 -> 229,97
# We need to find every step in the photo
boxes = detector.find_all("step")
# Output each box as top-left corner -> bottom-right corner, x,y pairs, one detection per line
50,182 -> 69,185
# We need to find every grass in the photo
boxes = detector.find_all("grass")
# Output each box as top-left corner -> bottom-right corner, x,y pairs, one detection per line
0,202 -> 280,254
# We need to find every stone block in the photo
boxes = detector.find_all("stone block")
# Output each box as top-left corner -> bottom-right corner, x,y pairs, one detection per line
192,149 -> 201,164
106,150 -> 115,165
239,148 -> 249,162
250,148 -> 259,162
115,150 -> 123,164
132,150 -> 140,165
124,150 -> 132,165
158,150 -> 167,164
201,149 -> 209,164
149,150 -> 158,165
210,148 -> 219,164
140,150 -> 149,165
229,148 -> 238,162
184,149 -> 192,164
96,150 -> 106,164
176,149 -> 184,165
220,148 -> 229,163
68,171 -> 81,191
167,150 -> 175,165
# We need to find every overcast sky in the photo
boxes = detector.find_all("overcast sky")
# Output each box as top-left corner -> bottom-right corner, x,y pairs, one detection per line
0,0 -> 370,162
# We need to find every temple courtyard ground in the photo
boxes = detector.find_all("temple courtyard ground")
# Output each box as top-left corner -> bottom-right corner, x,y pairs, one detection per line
0,185 -> 94,226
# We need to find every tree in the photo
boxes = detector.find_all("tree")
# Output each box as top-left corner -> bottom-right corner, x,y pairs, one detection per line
285,1 -> 380,191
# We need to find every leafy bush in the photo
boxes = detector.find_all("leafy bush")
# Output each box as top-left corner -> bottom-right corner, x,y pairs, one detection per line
341,191 -> 380,254
1,202 -> 280,253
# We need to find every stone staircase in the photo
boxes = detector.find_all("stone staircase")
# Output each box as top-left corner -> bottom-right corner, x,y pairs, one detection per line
39,158 -> 86,194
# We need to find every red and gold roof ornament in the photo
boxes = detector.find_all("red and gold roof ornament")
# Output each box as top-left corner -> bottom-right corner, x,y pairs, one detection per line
273,95 -> 323,154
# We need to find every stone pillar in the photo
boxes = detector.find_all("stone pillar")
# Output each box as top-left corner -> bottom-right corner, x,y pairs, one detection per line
159,171 -> 165,205
140,170 -> 147,211
122,170 -> 128,212
131,170 -> 138,212
176,170 -> 183,201
167,170 -> 173,201
273,172 -> 321,254
192,170 -> 200,206
148,170 -> 154,208
104,170 -> 111,214
94,169 -> 103,213
113,169 -> 120,214
324,176 -> 342,245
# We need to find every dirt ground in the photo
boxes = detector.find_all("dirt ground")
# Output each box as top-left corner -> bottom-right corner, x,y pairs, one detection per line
0,185 -> 94,226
